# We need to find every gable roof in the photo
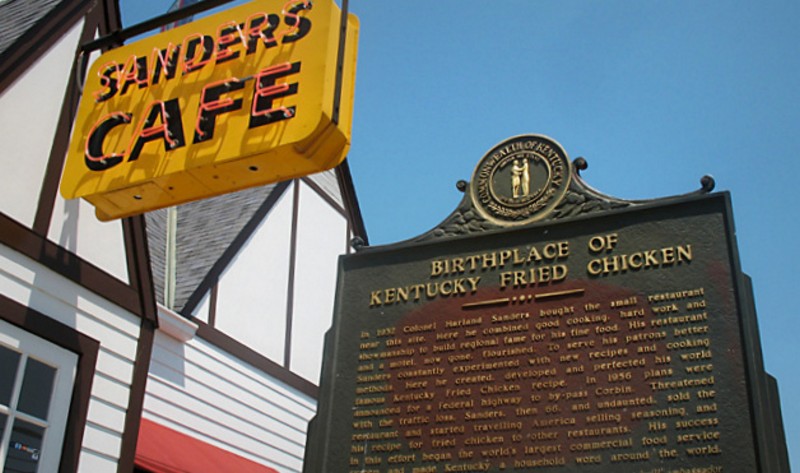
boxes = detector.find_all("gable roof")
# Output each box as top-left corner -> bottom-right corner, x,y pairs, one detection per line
0,0 -> 368,318
0,0 -> 63,56
146,164 -> 367,316
0,0 -> 97,96
146,182 -> 288,314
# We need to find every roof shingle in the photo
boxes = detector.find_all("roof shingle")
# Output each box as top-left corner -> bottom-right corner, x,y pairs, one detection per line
0,0 -> 64,57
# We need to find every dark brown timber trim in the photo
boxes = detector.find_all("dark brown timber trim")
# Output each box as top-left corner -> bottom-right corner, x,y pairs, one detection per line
181,181 -> 291,316
208,283 -> 218,328
98,0 -> 122,39
33,3 -> 106,235
301,176 -> 347,217
122,216 -> 158,323
118,214 -> 159,472
117,317 -> 155,473
196,321 -> 319,398
0,213 -> 140,315
335,161 -> 368,244
0,0 -> 92,96
80,0 -> 238,53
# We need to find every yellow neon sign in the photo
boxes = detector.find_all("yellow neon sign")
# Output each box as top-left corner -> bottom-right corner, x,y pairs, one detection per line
61,0 -> 358,220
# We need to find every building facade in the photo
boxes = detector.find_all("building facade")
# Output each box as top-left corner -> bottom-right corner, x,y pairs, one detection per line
0,1 -> 366,471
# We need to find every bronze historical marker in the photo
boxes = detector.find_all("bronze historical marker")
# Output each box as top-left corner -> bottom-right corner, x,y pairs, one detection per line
304,135 -> 787,472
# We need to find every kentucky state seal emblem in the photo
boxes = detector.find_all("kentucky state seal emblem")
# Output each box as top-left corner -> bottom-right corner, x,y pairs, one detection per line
470,135 -> 572,225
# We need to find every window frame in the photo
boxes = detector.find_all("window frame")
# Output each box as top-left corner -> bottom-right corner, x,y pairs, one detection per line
0,294 -> 100,473
0,319 -> 77,472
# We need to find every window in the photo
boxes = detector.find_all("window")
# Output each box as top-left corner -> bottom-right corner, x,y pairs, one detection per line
0,320 -> 77,473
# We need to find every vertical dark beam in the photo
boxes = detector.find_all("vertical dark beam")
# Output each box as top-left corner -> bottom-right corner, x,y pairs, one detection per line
335,162 -> 368,245
117,214 -> 158,473
122,217 -> 158,323
59,338 -> 98,473
0,295 -> 100,473
79,20 -> 158,471
117,318 -> 155,473
98,0 -> 122,38
32,3 -> 99,236
346,220 -> 352,255
208,282 -> 218,327
284,180 -> 301,368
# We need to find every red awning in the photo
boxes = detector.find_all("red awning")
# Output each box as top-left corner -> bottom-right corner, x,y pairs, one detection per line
135,418 -> 280,473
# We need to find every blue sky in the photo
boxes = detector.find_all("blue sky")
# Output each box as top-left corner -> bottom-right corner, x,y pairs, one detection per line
122,0 -> 800,468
